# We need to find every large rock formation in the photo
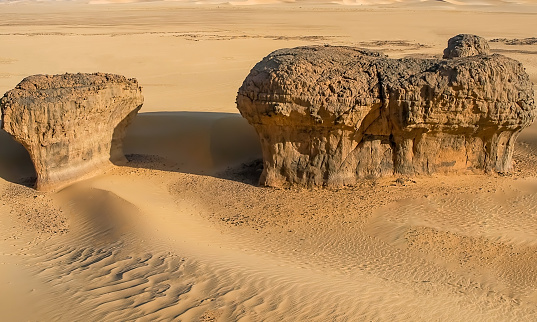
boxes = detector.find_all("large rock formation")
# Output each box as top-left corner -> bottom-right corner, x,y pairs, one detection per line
1,73 -> 144,191
237,35 -> 536,187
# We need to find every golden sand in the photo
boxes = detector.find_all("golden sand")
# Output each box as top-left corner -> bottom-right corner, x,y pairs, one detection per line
1,2 -> 537,320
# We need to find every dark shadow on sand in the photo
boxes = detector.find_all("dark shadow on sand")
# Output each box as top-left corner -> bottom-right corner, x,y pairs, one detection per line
119,111 -> 263,185
0,111 -> 262,188
0,127 -> 37,187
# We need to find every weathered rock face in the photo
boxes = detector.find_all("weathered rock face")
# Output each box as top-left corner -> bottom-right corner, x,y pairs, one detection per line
1,73 -> 144,191
443,34 -> 490,59
237,35 -> 536,187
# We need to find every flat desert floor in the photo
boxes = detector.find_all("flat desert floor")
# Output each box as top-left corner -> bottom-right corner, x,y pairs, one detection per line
1,2 -> 537,321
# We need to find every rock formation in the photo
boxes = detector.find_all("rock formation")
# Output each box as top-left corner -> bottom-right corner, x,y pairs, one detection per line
236,35 -> 536,187
443,34 -> 490,59
1,73 -> 144,191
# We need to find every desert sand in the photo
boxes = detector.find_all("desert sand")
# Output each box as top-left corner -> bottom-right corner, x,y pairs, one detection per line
1,1 -> 537,321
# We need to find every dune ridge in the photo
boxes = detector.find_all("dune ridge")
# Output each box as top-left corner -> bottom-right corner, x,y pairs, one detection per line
2,0 -> 537,8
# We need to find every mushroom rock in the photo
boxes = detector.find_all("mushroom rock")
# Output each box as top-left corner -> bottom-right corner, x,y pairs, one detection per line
1,73 -> 144,191
236,35 -> 536,187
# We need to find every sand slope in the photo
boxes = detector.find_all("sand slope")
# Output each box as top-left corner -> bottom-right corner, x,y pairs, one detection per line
3,127 -> 537,320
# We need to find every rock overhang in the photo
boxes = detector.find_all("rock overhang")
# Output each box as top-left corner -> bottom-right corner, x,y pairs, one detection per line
1,73 -> 144,191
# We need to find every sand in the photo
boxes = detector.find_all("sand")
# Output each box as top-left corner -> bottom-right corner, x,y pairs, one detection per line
1,1 -> 537,320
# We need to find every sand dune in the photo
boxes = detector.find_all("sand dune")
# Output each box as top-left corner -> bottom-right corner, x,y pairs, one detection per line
4,129 -> 537,320
1,2 -> 537,321
4,0 -> 533,7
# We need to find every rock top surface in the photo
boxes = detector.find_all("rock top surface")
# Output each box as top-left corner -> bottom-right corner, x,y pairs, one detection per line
1,73 -> 144,191
237,35 -> 535,187
443,34 -> 491,59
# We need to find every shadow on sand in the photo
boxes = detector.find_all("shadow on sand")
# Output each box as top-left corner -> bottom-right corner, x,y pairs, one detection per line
0,128 -> 36,187
120,111 -> 263,185
0,111 -> 263,188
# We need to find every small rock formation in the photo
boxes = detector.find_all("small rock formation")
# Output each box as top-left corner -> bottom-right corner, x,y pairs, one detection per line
237,35 -> 536,187
1,73 -> 144,191
443,34 -> 490,59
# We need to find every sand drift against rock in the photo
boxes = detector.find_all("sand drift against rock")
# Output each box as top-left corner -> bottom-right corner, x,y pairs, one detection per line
237,34 -> 536,187
1,73 -> 144,191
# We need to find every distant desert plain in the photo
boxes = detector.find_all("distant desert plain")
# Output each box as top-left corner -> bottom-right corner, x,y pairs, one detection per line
1,1 -> 537,321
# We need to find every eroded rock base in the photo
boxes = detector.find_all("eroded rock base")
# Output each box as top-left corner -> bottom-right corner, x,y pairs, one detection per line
257,126 -> 521,187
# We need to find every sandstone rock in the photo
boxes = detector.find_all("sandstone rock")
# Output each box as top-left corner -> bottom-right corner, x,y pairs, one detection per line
443,34 -> 490,59
236,37 -> 535,187
1,73 -> 144,191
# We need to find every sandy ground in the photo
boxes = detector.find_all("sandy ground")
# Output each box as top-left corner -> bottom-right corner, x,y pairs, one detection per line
1,2 -> 537,321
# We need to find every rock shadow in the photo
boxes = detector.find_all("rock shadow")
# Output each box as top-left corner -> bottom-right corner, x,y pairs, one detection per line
118,111 -> 263,185
0,112 -> 262,189
0,126 -> 37,187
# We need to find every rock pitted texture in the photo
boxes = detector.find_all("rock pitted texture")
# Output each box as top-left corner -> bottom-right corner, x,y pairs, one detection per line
443,34 -> 490,59
1,73 -> 144,191
237,36 -> 535,187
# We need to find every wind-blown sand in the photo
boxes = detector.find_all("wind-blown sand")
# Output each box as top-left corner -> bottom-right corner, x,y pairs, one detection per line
1,2 -> 537,321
